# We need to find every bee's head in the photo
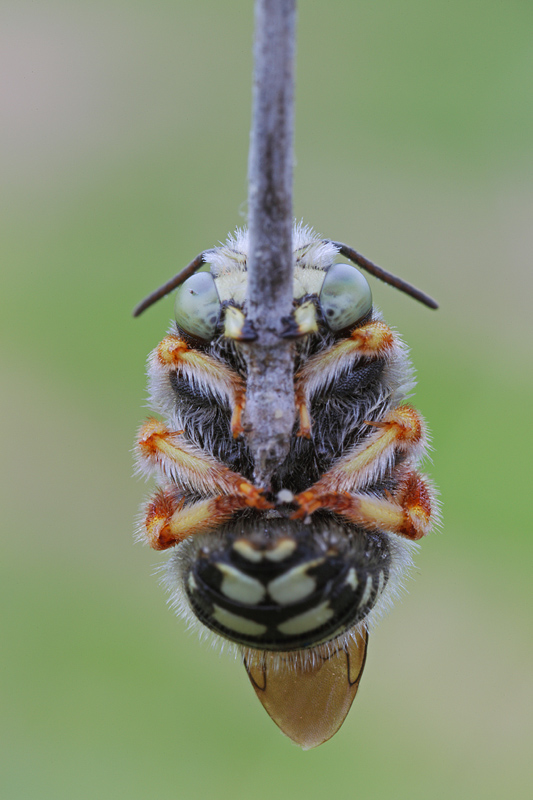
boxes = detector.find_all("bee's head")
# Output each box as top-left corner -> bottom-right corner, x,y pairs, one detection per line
132,225 -> 437,322
171,230 -> 373,345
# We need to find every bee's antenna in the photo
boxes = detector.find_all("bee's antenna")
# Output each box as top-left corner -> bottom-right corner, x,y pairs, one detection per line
327,241 -> 439,310
132,250 -> 215,317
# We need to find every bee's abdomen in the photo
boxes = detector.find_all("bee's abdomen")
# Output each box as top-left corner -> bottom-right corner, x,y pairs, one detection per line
179,517 -> 391,651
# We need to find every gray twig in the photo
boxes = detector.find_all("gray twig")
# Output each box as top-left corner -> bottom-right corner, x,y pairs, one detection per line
242,0 -> 297,488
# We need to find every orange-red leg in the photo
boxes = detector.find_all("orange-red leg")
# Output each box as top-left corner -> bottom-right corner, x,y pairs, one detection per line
292,468 -> 433,541
151,335 -> 245,437
295,320 -> 398,436
136,417 -> 272,509
140,485 -> 259,550
291,400 -> 432,540
295,405 -> 426,499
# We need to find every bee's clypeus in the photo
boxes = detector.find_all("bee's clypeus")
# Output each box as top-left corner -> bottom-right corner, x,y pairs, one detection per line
135,225 -> 438,749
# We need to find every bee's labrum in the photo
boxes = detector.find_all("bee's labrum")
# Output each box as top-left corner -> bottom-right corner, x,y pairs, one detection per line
177,517 -> 391,651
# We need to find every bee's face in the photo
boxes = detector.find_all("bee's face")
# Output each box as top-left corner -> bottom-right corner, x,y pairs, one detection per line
135,225 -> 437,748
172,233 -> 373,345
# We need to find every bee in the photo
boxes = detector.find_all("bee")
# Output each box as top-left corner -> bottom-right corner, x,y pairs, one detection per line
133,224 -> 438,749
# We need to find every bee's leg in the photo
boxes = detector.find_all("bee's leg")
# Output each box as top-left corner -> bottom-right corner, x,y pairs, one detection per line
150,334 -> 246,436
295,320 -> 397,437
136,418 -> 272,509
295,405 -> 426,496
294,468 -> 433,541
292,404 -> 433,539
139,485 -> 255,550
294,383 -> 313,439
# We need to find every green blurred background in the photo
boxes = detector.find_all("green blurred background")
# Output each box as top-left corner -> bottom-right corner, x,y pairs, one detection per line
2,1 -> 532,798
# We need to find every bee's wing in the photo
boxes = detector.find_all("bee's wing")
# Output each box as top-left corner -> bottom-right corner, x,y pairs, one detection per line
244,629 -> 368,750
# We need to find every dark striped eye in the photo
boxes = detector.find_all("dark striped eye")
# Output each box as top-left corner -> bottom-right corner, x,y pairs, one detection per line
174,271 -> 221,340
319,263 -> 372,331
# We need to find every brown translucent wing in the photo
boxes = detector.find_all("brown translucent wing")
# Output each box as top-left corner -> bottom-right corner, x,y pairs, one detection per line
244,629 -> 368,749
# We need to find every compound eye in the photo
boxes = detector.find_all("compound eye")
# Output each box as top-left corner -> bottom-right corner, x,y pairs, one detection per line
174,271 -> 221,340
319,263 -> 372,331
